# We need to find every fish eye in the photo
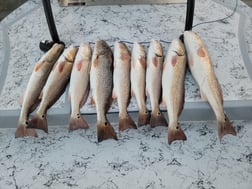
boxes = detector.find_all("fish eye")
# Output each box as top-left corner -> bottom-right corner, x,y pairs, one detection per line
42,115 -> 45,118
157,112 -> 161,116
104,122 -> 108,126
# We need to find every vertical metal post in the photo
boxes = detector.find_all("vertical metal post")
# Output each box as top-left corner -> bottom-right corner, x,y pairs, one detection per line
185,0 -> 195,31
42,0 -> 60,42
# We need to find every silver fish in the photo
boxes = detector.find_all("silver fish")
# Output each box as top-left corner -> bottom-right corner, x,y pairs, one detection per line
131,42 -> 150,126
69,43 -> 91,131
162,38 -> 187,144
90,40 -> 117,142
146,39 -> 167,128
15,44 -> 64,138
183,31 -> 236,140
113,41 -> 137,131
28,45 -> 78,133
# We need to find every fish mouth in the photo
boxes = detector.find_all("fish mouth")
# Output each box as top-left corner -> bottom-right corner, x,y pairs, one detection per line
172,50 -> 184,56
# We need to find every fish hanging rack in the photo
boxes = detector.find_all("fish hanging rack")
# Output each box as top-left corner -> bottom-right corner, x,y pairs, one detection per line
39,0 -> 195,51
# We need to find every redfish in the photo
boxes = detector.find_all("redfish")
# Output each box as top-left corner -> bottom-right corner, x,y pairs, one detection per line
28,46 -> 78,133
183,31 -> 236,140
90,40 -> 117,142
69,43 -> 91,131
131,42 -> 150,127
162,39 -> 187,144
113,41 -> 137,131
15,44 -> 64,138
146,39 -> 167,128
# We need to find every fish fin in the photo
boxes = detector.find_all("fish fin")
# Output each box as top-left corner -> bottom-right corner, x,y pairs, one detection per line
112,88 -> 117,99
90,96 -> 95,106
131,90 -> 135,97
28,114 -> 48,133
69,114 -> 89,131
200,89 -> 207,101
105,97 -> 113,113
217,114 -> 236,140
150,111 -> 168,128
160,98 -> 166,108
168,122 -> 187,145
97,121 -> 118,142
138,110 -> 150,127
30,99 -> 41,113
119,114 -> 137,131
15,124 -> 38,138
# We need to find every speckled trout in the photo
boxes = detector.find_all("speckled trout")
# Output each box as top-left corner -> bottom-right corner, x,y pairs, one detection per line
146,39 -> 167,128
90,40 -> 117,142
28,46 -> 78,133
131,42 -> 150,127
69,43 -> 91,131
162,39 -> 187,144
183,31 -> 236,140
113,41 -> 137,131
15,43 -> 64,138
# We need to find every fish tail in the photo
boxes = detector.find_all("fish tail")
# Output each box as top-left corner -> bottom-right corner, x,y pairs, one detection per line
28,114 -> 48,133
217,114 -> 237,140
119,114 -> 137,131
150,110 -> 168,128
15,123 -> 38,138
97,121 -> 118,142
168,122 -> 187,145
69,114 -> 89,131
138,110 -> 150,127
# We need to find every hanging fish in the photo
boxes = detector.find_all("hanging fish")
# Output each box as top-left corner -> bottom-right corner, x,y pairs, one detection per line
183,31 -> 236,140
113,41 -> 137,131
146,39 -> 168,128
162,38 -> 187,144
69,43 -> 91,131
28,45 -> 78,133
15,43 -> 64,138
131,42 -> 150,127
90,40 -> 117,142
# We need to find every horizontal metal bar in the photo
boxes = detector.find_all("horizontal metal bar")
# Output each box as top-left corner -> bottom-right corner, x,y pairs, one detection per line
58,0 -> 187,6
1,100 -> 252,128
